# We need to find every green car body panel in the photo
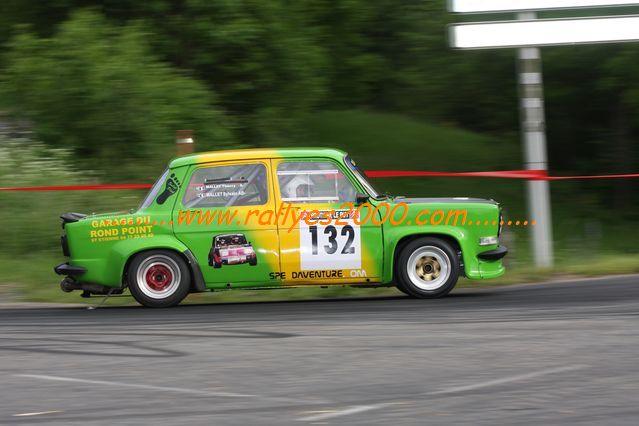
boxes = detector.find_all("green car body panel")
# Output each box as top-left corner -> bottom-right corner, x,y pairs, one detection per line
56,147 -> 506,297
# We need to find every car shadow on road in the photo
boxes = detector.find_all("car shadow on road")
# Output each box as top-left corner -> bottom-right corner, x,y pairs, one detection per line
68,288 -> 498,310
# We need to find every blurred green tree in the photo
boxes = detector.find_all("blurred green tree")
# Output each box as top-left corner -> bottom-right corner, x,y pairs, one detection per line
149,0 -> 328,143
0,1 -> 329,145
302,0 -> 519,133
0,10 -> 234,174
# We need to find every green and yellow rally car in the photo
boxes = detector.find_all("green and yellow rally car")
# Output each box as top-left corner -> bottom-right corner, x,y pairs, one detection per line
55,148 -> 507,307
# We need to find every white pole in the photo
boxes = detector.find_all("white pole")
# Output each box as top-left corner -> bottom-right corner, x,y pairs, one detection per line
517,12 -> 554,268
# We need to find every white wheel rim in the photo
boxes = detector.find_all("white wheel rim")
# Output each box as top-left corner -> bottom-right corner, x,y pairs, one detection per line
136,255 -> 181,299
406,246 -> 451,291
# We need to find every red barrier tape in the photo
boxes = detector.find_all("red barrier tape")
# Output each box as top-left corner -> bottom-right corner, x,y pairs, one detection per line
367,169 -> 639,180
366,169 -> 548,179
0,183 -> 153,191
546,173 -> 639,180
1,170 -> 638,191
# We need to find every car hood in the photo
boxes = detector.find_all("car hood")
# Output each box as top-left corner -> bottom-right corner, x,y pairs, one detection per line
393,197 -> 498,205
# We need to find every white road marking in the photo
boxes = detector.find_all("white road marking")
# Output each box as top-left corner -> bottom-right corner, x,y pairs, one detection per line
298,366 -> 586,422
428,365 -> 588,395
13,411 -> 62,417
15,374 -> 254,398
298,405 -> 385,422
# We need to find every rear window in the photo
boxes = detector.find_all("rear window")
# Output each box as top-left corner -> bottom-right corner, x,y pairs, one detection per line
182,163 -> 268,208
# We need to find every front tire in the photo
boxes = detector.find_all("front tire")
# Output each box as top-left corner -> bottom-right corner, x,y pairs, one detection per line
395,237 -> 460,298
127,250 -> 191,308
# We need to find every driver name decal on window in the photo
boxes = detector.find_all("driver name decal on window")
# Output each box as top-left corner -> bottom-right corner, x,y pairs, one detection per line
183,163 -> 268,208
195,180 -> 247,199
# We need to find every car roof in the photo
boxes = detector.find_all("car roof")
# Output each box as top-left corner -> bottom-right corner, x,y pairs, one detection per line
169,147 -> 347,169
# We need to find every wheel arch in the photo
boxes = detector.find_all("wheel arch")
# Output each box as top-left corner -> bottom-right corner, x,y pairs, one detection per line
122,247 -> 206,293
391,233 -> 463,282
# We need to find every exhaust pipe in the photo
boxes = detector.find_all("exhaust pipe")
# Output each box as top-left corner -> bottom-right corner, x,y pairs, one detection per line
60,277 -> 121,295
60,277 -> 78,292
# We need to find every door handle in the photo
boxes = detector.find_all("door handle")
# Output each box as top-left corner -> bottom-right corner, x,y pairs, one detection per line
280,206 -> 301,215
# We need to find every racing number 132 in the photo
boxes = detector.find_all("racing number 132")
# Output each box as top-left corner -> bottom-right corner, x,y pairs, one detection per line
308,225 -> 355,255
299,216 -> 361,270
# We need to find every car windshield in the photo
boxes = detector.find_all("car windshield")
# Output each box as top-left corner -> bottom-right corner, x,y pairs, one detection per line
344,155 -> 382,199
139,169 -> 169,209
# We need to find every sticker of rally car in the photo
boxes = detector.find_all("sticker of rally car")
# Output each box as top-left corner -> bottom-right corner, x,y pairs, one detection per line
208,234 -> 257,268
54,147 -> 507,308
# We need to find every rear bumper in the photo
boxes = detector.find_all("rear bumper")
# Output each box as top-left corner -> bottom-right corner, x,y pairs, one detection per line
477,246 -> 508,261
54,262 -> 87,276
61,235 -> 70,257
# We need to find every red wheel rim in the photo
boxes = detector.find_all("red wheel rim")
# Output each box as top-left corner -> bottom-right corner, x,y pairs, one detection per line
145,264 -> 173,291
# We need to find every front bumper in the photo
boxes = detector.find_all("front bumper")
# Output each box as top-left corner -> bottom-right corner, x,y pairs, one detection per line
54,262 -> 87,276
477,245 -> 508,261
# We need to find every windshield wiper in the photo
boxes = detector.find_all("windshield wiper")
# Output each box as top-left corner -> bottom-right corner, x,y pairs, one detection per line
372,192 -> 392,201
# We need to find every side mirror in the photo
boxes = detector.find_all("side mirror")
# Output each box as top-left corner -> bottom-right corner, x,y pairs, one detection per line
355,193 -> 369,204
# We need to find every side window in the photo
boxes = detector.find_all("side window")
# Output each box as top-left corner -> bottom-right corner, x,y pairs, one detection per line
182,163 -> 268,208
277,161 -> 358,204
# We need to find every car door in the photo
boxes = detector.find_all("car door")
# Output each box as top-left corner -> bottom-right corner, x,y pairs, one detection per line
272,158 -> 383,285
172,160 -> 281,288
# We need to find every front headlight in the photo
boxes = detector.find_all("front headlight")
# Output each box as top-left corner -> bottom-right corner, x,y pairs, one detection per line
479,236 -> 499,246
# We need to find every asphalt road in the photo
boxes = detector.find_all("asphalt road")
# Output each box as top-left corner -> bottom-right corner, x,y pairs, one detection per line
2,275 -> 639,425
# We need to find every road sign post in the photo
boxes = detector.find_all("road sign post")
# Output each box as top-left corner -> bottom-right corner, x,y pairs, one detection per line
517,14 -> 553,268
448,0 -> 639,268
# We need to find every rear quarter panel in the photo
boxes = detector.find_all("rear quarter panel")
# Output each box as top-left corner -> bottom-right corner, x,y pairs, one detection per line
66,213 -> 188,287
64,167 -> 190,287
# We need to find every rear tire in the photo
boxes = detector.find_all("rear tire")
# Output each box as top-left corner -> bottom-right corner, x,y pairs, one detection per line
395,237 -> 460,299
127,250 -> 191,308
